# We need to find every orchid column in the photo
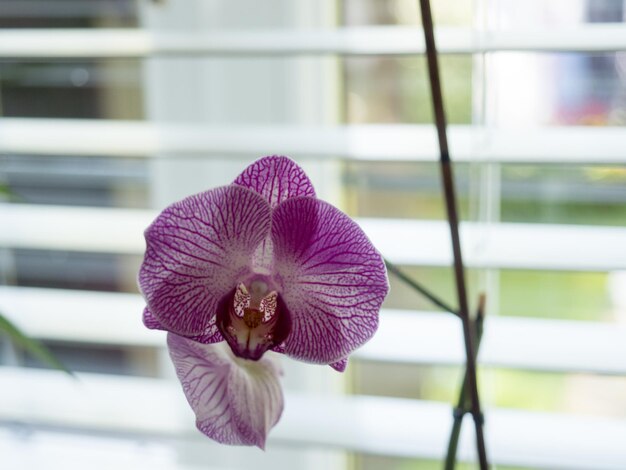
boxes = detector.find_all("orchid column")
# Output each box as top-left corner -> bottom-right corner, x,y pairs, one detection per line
139,1 -> 346,469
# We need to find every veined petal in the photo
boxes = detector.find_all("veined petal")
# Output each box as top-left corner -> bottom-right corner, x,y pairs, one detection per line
330,357 -> 348,372
233,155 -> 315,209
143,307 -> 223,344
168,333 -> 283,449
272,197 -> 389,364
142,307 -> 164,330
139,185 -> 271,336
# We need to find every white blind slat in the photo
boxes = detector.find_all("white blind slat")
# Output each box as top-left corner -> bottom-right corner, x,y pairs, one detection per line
1,118 -> 624,164
0,429 -> 224,470
363,218 -> 626,272
363,309 -> 626,375
0,119 -> 156,158
0,204 -> 148,254
1,25 -> 625,58
0,287 -> 158,347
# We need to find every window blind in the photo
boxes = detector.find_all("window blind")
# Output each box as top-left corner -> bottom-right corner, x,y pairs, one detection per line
1,1 -> 625,469
1,25 -> 626,56
1,118 -> 625,164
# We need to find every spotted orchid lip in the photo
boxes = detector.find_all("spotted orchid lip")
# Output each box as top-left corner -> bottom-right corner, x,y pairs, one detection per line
139,155 -> 389,447
216,283 -> 291,361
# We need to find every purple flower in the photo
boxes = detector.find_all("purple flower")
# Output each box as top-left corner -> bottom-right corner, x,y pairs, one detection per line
139,156 -> 388,448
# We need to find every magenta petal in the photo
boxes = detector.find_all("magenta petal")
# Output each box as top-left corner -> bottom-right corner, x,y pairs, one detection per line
187,317 -> 224,344
145,307 -> 223,344
167,333 -> 283,449
143,307 -> 164,330
233,155 -> 315,209
330,358 -> 348,372
272,197 -> 389,364
139,185 -> 271,336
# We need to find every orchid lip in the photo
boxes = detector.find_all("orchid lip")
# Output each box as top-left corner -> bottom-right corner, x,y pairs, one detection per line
217,282 -> 291,361
167,334 -> 284,448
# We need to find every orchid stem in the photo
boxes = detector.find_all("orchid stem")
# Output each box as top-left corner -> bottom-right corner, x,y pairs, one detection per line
384,258 -> 458,317
417,0 -> 490,468
444,294 -> 486,470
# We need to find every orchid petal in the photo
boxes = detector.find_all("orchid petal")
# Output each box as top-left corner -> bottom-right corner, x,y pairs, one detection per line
233,155 -> 315,209
139,185 -> 271,336
142,307 -> 164,330
144,307 -> 223,344
272,197 -> 389,364
330,358 -> 348,372
168,333 -> 283,449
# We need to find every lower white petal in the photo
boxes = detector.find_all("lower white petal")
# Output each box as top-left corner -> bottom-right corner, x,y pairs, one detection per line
167,333 -> 283,449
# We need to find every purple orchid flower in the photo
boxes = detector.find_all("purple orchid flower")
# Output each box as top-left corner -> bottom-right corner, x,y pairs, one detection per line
139,156 -> 389,448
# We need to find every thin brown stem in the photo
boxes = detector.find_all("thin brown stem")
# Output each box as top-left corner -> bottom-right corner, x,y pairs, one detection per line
384,258 -> 459,317
417,0 -> 489,468
444,294 -> 486,469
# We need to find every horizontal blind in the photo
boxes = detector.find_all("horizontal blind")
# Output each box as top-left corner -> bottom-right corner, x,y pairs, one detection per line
1,1 -> 625,469
1,118 -> 625,164
1,25 -> 626,57
1,366 -> 625,469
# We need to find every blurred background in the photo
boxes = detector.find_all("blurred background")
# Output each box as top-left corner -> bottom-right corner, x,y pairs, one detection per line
0,0 -> 625,469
